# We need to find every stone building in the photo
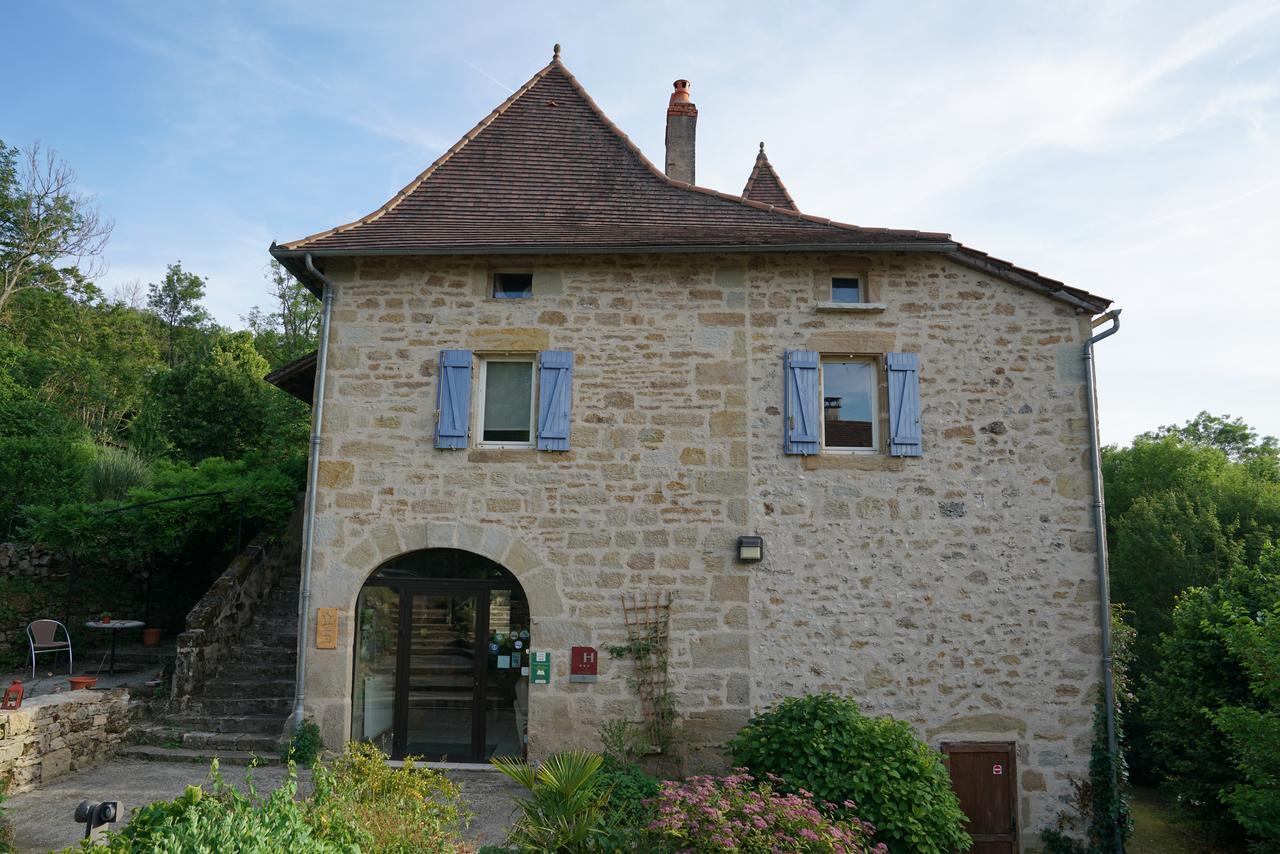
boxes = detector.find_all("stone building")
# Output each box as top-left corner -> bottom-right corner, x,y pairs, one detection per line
267,47 -> 1116,848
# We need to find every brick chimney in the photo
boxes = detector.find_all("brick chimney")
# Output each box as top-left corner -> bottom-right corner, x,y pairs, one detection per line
665,79 -> 697,185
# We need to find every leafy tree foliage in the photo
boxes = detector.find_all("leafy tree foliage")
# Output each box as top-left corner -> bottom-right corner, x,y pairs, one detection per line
147,261 -> 212,366
142,332 -> 309,463
0,139 -> 112,317
242,261 -> 320,368
1104,415 -> 1280,684
1146,550 -> 1280,847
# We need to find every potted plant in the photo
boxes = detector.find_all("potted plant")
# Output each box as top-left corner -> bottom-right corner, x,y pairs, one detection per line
142,627 -> 162,646
100,611 -> 111,624
69,675 -> 98,690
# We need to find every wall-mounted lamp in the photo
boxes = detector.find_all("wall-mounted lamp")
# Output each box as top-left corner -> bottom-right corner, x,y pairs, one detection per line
736,535 -> 764,563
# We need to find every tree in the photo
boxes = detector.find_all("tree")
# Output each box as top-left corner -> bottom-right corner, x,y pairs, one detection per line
144,331 -> 309,462
0,139 -> 112,318
1146,550 -> 1280,847
1143,411 -> 1279,481
241,261 -> 320,368
147,261 -> 211,366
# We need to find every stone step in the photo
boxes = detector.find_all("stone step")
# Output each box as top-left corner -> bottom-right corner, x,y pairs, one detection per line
172,713 -> 289,736
201,678 -> 296,699
183,729 -> 283,754
117,744 -> 283,766
218,661 -> 296,679
225,640 -> 298,657
188,696 -> 293,717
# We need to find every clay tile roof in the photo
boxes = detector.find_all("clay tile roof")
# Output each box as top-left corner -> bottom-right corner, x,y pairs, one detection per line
269,52 -> 1112,315
272,57 -> 951,256
742,143 -> 797,212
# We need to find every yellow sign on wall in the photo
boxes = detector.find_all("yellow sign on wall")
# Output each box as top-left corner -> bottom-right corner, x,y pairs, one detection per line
316,608 -> 339,649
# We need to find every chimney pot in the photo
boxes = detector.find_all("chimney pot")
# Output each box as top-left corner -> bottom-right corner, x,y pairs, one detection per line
665,79 -> 697,184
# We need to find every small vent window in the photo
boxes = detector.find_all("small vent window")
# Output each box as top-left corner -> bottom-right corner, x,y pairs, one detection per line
831,276 -> 862,304
493,273 -> 533,299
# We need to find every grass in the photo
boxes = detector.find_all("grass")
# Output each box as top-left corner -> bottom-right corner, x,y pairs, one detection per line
1127,785 -> 1240,853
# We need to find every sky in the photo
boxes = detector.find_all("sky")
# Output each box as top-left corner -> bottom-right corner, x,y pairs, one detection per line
4,0 -> 1279,444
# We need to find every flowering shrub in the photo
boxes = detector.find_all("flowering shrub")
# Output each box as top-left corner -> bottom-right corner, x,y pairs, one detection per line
644,770 -> 886,853
729,694 -> 971,853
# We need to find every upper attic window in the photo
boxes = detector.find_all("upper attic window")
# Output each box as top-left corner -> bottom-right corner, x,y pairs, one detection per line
831,276 -> 862,304
493,273 -> 534,299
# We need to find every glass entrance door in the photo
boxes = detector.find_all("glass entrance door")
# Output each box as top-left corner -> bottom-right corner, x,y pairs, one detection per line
352,548 -> 532,762
402,593 -> 479,760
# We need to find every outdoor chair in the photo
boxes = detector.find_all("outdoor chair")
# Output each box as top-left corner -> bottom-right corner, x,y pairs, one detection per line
27,619 -> 73,678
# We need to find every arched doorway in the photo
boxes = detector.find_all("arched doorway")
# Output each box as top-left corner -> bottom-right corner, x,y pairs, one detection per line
351,548 -> 531,761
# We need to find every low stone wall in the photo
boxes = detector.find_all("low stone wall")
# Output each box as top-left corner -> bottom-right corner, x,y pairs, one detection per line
0,544 -> 67,579
0,688 -> 130,794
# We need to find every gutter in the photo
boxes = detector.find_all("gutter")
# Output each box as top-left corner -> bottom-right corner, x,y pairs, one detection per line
1083,308 -> 1123,853
291,253 -> 334,735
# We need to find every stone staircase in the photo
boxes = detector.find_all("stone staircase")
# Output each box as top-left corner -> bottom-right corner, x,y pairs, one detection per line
128,570 -> 298,761
123,502 -> 304,764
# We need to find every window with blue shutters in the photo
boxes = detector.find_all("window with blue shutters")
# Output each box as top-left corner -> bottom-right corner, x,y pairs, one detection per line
435,349 -> 473,449
886,352 -> 923,457
536,350 -> 573,451
784,350 -> 821,455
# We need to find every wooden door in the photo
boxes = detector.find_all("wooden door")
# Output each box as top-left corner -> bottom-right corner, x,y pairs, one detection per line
942,742 -> 1019,854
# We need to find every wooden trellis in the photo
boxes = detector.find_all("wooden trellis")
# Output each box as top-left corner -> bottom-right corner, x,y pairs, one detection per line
620,590 -> 673,750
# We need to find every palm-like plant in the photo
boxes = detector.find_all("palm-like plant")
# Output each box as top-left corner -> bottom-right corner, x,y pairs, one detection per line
491,749 -> 611,852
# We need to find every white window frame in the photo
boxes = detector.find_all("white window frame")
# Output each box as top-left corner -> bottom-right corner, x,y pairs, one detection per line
820,355 -> 880,454
475,355 -> 537,449
830,275 -> 863,304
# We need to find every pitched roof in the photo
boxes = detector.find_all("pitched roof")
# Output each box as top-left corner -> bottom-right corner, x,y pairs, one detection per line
742,143 -> 797,211
269,51 -> 1112,315
272,56 -> 950,257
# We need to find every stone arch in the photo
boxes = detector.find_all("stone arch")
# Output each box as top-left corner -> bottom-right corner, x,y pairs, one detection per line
338,522 -> 563,619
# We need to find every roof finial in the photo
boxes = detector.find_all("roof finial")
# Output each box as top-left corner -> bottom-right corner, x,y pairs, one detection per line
553,43 -> 561,59
759,141 -> 765,153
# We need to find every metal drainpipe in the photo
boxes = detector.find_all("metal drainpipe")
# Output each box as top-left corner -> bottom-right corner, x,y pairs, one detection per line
292,253 -> 334,733
1084,308 -> 1122,853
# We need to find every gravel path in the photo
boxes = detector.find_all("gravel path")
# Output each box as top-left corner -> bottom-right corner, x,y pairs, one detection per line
4,759 -> 521,852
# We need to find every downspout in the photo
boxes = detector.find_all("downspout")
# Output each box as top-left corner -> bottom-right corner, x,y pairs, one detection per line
292,253 -> 334,733
1083,308 -> 1122,853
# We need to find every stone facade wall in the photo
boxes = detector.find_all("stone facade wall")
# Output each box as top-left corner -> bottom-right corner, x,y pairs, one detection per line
0,688 -> 130,794
301,251 -> 1101,845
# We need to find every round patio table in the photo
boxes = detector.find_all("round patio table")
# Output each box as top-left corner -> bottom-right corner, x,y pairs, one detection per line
84,620 -> 144,676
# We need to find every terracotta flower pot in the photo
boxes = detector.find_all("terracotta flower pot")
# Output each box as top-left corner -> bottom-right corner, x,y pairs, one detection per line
142,628 -> 162,647
69,676 -> 98,690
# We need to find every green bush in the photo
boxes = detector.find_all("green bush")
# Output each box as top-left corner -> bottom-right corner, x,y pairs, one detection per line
281,719 -> 324,767
82,744 -> 467,853
595,754 -> 660,839
81,765 -> 347,853
0,435 -> 92,539
308,741 -> 469,851
87,446 -> 152,501
493,750 -> 613,852
728,693 -> 970,854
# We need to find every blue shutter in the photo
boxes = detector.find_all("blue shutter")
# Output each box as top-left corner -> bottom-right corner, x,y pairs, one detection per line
434,349 -> 472,449
784,350 -> 821,455
887,352 -> 922,457
537,350 -> 573,451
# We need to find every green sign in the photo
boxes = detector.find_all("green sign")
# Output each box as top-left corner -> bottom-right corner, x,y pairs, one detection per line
531,651 -> 551,685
